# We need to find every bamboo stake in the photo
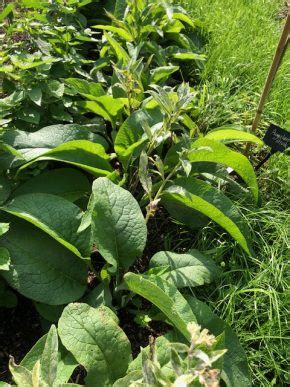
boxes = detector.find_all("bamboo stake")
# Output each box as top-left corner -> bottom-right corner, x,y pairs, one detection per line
245,10 -> 290,156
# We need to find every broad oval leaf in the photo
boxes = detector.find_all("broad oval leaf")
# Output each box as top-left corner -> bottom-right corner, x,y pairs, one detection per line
17,140 -> 114,178
165,138 -> 258,202
12,168 -> 90,202
90,178 -> 147,269
77,96 -> 127,123
188,138 -> 259,202
187,296 -> 251,387
149,249 -> 221,288
1,193 -> 91,259
65,78 -> 105,99
0,216 -> 87,304
114,108 -> 162,170
205,128 -> 263,145
150,66 -> 179,84
114,110 -> 148,170
58,303 -> 132,386
162,177 -> 253,255
0,124 -> 108,161
123,272 -> 196,340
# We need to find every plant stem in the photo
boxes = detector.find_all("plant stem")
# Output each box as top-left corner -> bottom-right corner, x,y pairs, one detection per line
145,161 -> 181,223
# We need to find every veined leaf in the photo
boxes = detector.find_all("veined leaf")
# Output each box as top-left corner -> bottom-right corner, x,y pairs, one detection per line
150,66 -> 179,84
92,25 -> 132,41
114,108 -> 162,170
188,138 -> 259,202
58,303 -> 132,385
40,325 -> 58,386
89,178 -> 147,269
17,140 -> 113,178
65,78 -> 105,99
124,272 -> 196,340
149,249 -> 221,288
114,110 -> 148,170
205,128 -> 263,145
12,168 -> 90,202
0,215 -> 87,305
77,96 -> 126,122
162,177 -> 253,255
104,32 -> 129,64
0,124 -> 108,161
187,296 -> 251,387
1,193 -> 91,259
21,334 -> 77,384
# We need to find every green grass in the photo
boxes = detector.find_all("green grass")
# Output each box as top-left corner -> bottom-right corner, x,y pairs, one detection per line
182,0 -> 290,130
191,194 -> 289,386
176,0 -> 290,385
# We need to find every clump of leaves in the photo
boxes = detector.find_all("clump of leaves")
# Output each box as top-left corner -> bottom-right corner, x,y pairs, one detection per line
128,322 -> 226,387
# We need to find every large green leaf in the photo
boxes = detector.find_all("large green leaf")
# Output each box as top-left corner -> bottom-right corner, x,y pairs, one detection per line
124,272 -> 196,340
92,25 -> 132,41
77,96 -> 126,122
165,138 -> 258,202
114,110 -> 149,170
1,193 -> 91,259
114,108 -> 162,170
65,78 -> 105,100
104,32 -> 129,64
162,177 -> 253,255
150,66 -> 180,84
89,178 -> 147,269
189,138 -> 258,202
0,124 -> 108,162
149,249 -> 221,288
187,296 -> 251,387
205,128 -> 263,145
58,303 -> 132,385
12,168 -> 90,202
0,216 -> 87,304
17,140 -> 113,178
21,334 -> 77,385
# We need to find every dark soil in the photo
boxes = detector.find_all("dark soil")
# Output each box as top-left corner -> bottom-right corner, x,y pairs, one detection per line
0,295 -> 43,383
119,306 -> 170,358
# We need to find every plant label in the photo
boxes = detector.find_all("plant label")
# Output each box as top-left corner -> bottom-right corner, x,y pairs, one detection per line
263,124 -> 290,152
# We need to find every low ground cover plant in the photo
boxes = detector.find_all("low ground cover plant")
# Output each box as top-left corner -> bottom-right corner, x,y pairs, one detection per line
0,0 -> 284,386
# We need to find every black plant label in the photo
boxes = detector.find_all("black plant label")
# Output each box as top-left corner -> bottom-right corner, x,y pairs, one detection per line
263,124 -> 290,152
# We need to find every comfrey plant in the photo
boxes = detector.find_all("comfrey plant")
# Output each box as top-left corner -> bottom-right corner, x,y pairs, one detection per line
0,1 -> 262,386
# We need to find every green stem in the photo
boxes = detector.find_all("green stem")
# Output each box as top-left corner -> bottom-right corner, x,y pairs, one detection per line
145,161 -> 181,223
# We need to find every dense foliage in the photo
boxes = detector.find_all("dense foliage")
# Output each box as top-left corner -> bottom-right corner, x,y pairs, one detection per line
0,1 -> 270,386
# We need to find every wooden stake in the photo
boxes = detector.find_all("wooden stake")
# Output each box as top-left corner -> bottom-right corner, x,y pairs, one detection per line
245,11 -> 290,156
